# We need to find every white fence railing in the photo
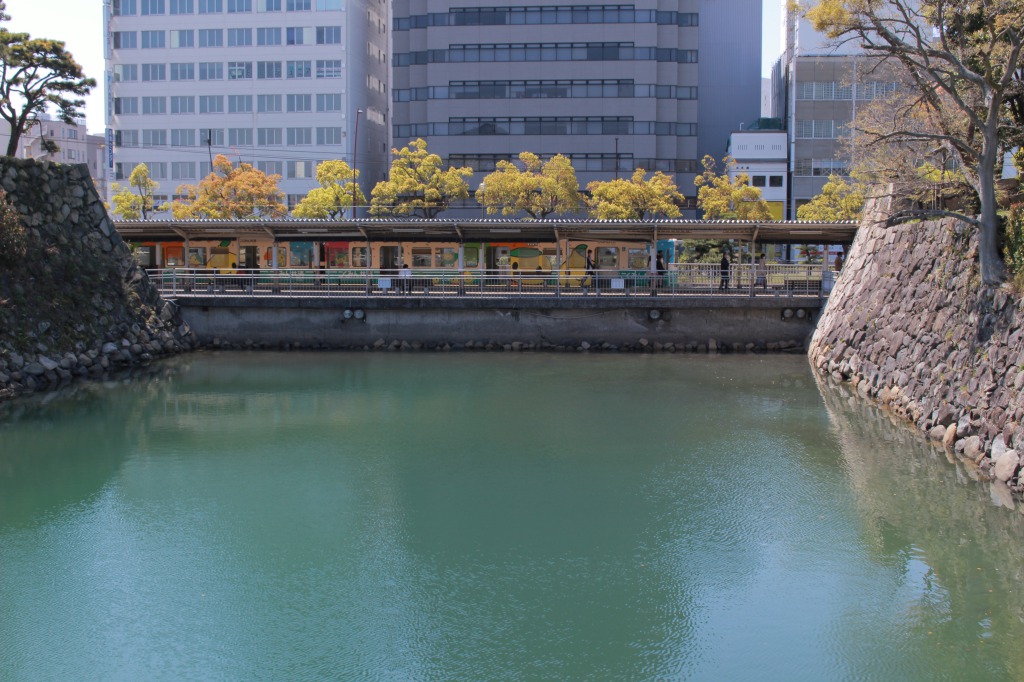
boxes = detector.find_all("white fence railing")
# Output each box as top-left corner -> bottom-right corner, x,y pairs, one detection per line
147,264 -> 836,299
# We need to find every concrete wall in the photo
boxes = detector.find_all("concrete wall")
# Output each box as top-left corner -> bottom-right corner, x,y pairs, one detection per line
177,297 -> 818,350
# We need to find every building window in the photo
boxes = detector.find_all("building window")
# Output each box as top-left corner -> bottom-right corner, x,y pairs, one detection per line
141,63 -> 166,81
257,27 -> 282,45
316,127 -> 342,145
316,26 -> 341,44
114,130 -> 139,147
287,160 -> 315,178
170,63 -> 195,80
257,0 -> 282,10
171,129 -> 196,146
316,0 -> 340,8
112,32 -> 138,49
228,95 -> 253,112
228,62 -> 253,79
227,28 -> 253,46
172,161 -> 197,179
199,95 -> 224,113
198,62 -> 223,80
141,0 -> 166,15
257,94 -> 282,112
287,0 -> 311,10
751,175 -> 766,187
286,94 -> 312,112
227,0 -> 252,11
286,127 -> 312,145
257,160 -> 283,175
169,0 -> 194,13
286,27 -> 312,45
316,59 -> 342,78
170,95 -> 195,113
142,97 -> 167,115
795,119 -> 838,139
147,163 -> 168,180
199,29 -> 224,47
142,129 -> 167,147
257,61 -> 282,79
228,128 -> 253,146
113,0 -> 138,16
113,97 -> 139,115
141,31 -> 166,49
316,93 -> 341,111
287,61 -> 311,78
170,30 -> 195,48
113,64 -> 138,81
257,128 -> 283,145
199,128 -> 225,145
769,176 -> 783,188
198,0 -> 223,12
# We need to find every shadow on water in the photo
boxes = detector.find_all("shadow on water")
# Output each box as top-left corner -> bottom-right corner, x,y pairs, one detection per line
815,373 -> 1024,680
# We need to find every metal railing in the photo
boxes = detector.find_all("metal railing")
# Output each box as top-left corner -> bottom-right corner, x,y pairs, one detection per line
147,264 -> 835,300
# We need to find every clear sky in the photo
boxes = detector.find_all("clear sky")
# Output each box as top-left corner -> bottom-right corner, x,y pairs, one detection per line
4,0 -> 786,135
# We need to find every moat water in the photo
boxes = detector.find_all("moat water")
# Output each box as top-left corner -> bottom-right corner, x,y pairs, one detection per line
2,353 -> 1024,680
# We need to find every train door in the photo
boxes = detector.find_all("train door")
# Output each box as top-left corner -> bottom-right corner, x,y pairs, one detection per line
488,245 -> 510,271
239,246 -> 259,268
133,244 -> 157,268
379,245 -> 401,272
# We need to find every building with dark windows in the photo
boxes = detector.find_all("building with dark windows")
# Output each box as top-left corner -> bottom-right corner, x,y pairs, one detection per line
103,0 -> 389,214
391,0 -> 762,214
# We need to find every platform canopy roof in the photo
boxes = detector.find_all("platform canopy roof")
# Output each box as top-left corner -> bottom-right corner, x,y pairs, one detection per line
113,218 -> 858,245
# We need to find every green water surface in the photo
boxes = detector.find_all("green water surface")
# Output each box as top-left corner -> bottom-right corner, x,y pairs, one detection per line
1,352 -> 1022,681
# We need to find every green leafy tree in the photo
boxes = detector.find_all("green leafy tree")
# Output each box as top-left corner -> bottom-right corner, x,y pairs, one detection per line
170,154 -> 287,219
797,174 -> 866,221
476,152 -> 581,219
0,187 -> 26,266
586,168 -> 684,220
110,163 -> 160,220
293,160 -> 366,219
0,1 -> 95,157
805,0 -> 1024,285
370,139 -> 473,218
694,155 -> 773,220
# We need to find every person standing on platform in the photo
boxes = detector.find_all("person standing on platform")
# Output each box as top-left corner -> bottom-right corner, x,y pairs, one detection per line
719,252 -> 730,291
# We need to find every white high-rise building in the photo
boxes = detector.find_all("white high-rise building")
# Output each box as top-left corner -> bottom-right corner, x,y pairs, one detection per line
103,0 -> 389,214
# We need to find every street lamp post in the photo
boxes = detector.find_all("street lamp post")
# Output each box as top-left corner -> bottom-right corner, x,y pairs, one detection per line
352,109 -> 363,219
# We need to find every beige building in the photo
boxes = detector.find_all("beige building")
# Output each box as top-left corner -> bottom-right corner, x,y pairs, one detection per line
0,115 -> 110,197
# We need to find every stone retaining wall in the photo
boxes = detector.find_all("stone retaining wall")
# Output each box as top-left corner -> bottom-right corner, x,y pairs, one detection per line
809,195 -> 1024,493
0,159 -> 196,402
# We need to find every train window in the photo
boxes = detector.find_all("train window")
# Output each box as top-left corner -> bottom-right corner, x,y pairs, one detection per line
596,247 -> 617,268
435,247 -> 457,268
411,247 -> 431,267
627,248 -> 648,269
290,241 -> 314,266
351,247 -> 367,267
164,246 -> 184,266
464,245 -> 480,268
327,246 -> 348,267
188,247 -> 207,267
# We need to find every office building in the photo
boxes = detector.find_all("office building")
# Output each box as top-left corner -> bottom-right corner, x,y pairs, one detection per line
103,0 -> 389,213
390,0 -> 762,214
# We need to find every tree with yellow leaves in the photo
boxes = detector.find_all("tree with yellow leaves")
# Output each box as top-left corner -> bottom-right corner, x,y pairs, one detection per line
370,139 -> 473,218
169,154 -> 287,219
797,174 -> 865,222
476,152 -> 581,219
293,160 -> 366,219
693,155 -> 772,220
586,169 -> 684,220
110,163 -> 160,220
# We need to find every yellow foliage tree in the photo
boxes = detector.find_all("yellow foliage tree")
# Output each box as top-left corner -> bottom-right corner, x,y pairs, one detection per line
586,168 -> 684,220
369,139 -> 473,218
293,160 -> 366,219
796,174 -> 866,221
110,163 -> 160,220
693,155 -> 773,220
476,152 -> 581,219
169,154 -> 287,219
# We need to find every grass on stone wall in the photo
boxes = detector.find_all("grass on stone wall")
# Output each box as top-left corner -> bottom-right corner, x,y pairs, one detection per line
1005,204 -> 1024,293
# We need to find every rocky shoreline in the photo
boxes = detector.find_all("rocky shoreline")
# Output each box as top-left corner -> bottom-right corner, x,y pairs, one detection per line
0,159 -> 195,404
809,196 -> 1023,495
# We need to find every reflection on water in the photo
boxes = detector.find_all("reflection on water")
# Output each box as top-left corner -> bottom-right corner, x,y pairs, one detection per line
1,352 -> 1023,680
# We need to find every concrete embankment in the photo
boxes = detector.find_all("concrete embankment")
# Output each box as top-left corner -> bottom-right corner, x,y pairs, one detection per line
809,196 -> 1024,494
173,294 -> 819,353
0,159 -> 196,403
